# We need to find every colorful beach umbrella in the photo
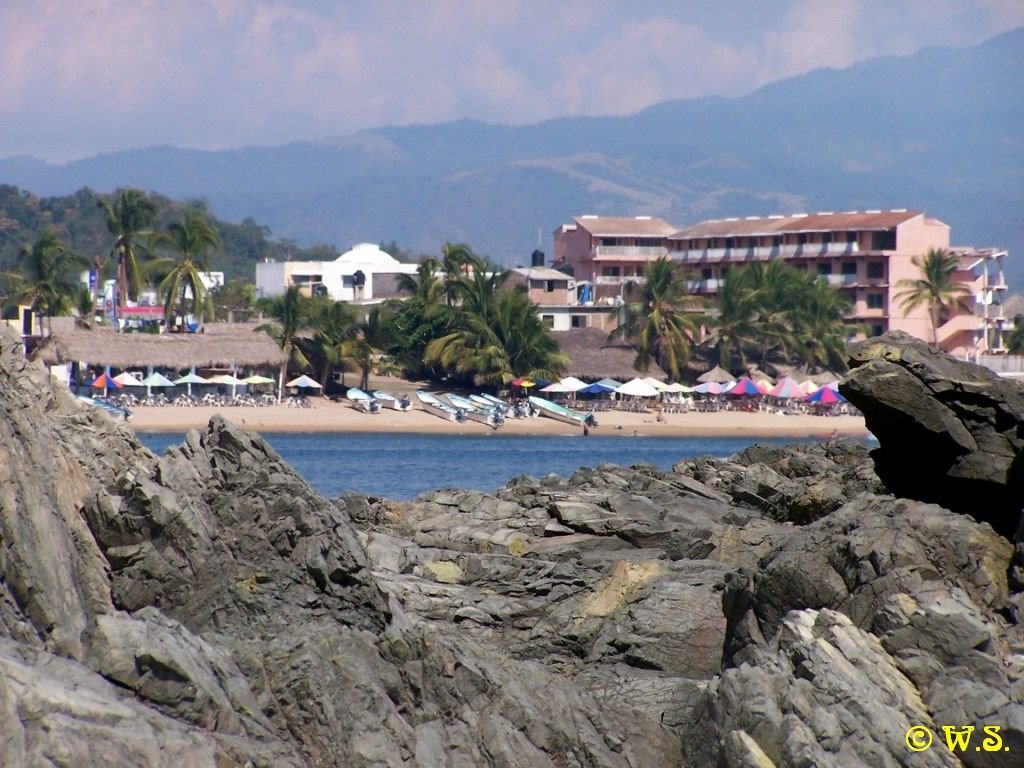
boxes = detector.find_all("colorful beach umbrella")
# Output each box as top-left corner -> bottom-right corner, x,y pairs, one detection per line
727,377 -> 761,396
809,387 -> 846,404
799,379 -> 819,395
511,377 -> 536,388
113,372 -> 144,387
90,372 -> 122,394
768,377 -> 807,399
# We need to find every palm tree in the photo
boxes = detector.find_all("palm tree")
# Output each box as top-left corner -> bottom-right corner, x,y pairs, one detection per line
1,228 -> 86,331
895,248 -> 969,344
609,256 -> 704,381
439,242 -> 482,306
257,285 -> 311,402
425,286 -> 566,387
98,189 -> 159,305
789,275 -> 853,372
305,298 -> 361,388
159,211 -> 221,330
397,258 -> 443,306
709,270 -> 759,373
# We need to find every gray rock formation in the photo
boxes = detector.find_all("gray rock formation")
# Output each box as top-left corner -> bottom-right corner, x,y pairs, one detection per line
841,330 -> 1024,533
2,324 -> 1024,767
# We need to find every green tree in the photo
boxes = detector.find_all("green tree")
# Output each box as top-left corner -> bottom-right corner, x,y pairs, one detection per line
159,211 -> 221,329
895,247 -> 969,344
257,285 -> 312,401
439,242 -> 482,307
610,256 -> 705,381
303,297 -> 361,388
97,189 -> 159,304
397,258 -> 443,306
788,274 -> 853,372
1,228 -> 86,329
426,285 -> 566,387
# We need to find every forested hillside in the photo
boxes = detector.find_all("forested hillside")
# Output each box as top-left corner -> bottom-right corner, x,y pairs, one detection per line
0,185 -> 344,282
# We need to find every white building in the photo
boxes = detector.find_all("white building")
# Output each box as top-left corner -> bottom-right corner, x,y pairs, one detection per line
256,243 -> 419,304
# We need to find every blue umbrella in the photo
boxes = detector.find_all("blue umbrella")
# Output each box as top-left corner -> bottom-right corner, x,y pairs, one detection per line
578,382 -> 616,395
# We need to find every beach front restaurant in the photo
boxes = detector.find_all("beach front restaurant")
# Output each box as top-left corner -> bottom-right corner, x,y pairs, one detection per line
31,320 -> 288,393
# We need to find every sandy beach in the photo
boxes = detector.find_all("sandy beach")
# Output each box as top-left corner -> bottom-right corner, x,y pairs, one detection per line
125,375 -> 868,438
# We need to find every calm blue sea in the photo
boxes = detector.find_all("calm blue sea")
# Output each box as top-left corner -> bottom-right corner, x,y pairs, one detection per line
137,432 -> 827,501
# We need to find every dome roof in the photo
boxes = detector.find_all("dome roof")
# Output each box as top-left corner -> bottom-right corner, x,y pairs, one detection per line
335,243 -> 401,267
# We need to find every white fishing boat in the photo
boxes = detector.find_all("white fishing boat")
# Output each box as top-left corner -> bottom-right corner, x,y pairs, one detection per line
446,394 -> 504,428
373,390 -> 413,411
528,395 -> 596,427
416,391 -> 466,422
347,387 -> 381,414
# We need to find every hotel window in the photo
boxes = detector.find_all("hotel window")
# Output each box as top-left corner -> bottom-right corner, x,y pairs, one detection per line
866,293 -> 884,310
798,233 -> 809,245
541,315 -> 554,328
601,266 -> 620,277
817,263 -> 831,276
823,232 -> 833,244
866,262 -> 885,279
725,238 -> 736,249
846,232 -> 858,243
701,268 -> 713,280
870,324 -> 884,337
571,315 -> 586,328
772,236 -> 783,247
545,280 -> 555,292
841,261 -> 857,276
634,267 -> 645,278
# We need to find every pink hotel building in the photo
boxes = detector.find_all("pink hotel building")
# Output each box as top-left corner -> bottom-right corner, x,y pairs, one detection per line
552,211 -> 1009,357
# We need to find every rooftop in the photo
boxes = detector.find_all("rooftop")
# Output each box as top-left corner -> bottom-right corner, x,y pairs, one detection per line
670,210 -> 927,239
571,216 -> 676,238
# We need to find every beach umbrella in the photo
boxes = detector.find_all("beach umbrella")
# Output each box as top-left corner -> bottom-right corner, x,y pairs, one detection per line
242,374 -> 275,385
578,381 -> 616,395
558,376 -> 588,392
697,365 -> 735,383
141,372 -> 176,387
90,372 -> 122,397
799,379 -> 819,395
768,376 -> 807,399
595,378 -> 623,389
540,381 -> 572,393
693,381 -> 725,395
286,374 -> 322,389
616,377 -> 660,397
642,377 -> 669,391
662,382 -> 691,393
175,371 -> 209,397
140,371 -> 175,399
809,386 -> 846,405
113,372 -> 144,387
727,377 -> 761,397
755,378 -> 774,395
511,376 -> 536,388
208,374 -> 245,386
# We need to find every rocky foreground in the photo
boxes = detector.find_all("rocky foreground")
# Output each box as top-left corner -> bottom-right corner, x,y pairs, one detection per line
1,329 -> 1022,767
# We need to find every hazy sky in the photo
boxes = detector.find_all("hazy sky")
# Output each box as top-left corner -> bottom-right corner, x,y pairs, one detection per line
3,0 -> 1022,162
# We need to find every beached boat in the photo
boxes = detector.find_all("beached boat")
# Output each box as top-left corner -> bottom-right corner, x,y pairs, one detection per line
446,393 -> 504,428
475,392 -> 531,418
77,395 -> 131,421
416,391 -> 466,422
528,395 -> 596,428
373,390 -> 413,411
347,387 -> 381,414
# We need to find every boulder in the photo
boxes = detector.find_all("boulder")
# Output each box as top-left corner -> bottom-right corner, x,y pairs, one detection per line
841,331 -> 1024,534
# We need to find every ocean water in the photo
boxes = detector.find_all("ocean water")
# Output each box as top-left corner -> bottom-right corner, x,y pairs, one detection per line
137,432 -> 828,501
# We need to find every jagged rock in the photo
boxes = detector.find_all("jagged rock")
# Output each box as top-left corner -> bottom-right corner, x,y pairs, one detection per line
4,323 -> 1024,768
842,330 -> 1024,533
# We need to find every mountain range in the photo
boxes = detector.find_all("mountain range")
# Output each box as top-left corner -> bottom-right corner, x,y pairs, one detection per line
1,27 -> 1021,287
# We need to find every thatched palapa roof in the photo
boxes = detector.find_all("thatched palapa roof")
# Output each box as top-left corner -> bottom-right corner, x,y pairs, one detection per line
32,322 -> 287,370
554,327 -> 664,381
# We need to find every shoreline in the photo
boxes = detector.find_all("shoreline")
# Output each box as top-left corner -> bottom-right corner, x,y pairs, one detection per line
124,399 -> 869,439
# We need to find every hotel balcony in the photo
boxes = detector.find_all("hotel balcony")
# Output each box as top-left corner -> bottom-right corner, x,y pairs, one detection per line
674,242 -> 860,263
592,245 -> 668,261
594,275 -> 647,285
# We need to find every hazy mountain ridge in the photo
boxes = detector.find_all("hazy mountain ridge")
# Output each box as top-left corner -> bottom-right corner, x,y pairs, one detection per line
1,28 -> 1020,284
